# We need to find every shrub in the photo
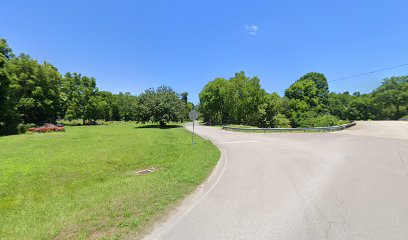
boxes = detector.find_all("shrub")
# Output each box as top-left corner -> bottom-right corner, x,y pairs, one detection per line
17,124 -> 27,134
57,119 -> 82,126
296,111 -> 341,128
28,123 -> 65,133
272,114 -> 291,128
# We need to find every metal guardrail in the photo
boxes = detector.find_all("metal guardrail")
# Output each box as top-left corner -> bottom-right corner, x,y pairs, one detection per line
222,121 -> 356,133
400,118 -> 408,121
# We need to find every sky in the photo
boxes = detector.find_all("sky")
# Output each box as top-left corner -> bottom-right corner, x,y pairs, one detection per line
2,0 -> 408,104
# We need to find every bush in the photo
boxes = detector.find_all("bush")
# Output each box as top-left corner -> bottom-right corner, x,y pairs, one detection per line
17,124 -> 27,134
57,119 -> 82,126
296,111 -> 341,128
28,123 -> 65,133
272,114 -> 291,128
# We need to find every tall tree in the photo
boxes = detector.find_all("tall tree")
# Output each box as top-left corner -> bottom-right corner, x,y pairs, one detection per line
4,54 -> 61,124
199,72 -> 266,125
0,39 -> 18,134
112,92 -> 138,121
62,72 -> 99,124
199,78 -> 228,124
259,92 -> 282,127
285,72 -> 329,113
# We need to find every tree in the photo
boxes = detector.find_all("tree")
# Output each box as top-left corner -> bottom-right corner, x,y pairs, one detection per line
329,91 -> 352,120
199,78 -> 228,124
180,92 -> 195,119
137,86 -> 185,127
285,72 -> 329,113
111,92 -> 138,121
199,72 -> 266,126
83,91 -> 113,121
0,39 -> 18,134
298,72 -> 330,107
259,92 -> 283,127
347,94 -> 376,120
3,54 -> 61,124
62,73 -> 99,124
372,76 -> 408,119
284,72 -> 330,126
180,92 -> 188,104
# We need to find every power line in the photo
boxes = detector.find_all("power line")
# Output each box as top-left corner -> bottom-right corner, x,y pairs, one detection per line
329,63 -> 408,82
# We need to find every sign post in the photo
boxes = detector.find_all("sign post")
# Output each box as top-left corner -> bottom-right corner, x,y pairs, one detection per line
188,110 -> 199,145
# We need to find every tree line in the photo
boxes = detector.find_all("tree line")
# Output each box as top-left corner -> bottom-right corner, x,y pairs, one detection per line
0,39 -> 192,135
198,72 -> 408,128
2,37 -> 407,135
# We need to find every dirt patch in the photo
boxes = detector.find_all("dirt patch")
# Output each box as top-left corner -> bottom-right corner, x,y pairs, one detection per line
128,167 -> 159,176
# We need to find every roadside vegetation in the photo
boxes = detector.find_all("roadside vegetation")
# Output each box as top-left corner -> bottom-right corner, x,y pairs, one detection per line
198,72 -> 408,128
0,122 -> 220,239
2,38 -> 407,135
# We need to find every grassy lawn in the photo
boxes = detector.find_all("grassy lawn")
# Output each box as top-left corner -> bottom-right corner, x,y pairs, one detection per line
0,123 -> 220,240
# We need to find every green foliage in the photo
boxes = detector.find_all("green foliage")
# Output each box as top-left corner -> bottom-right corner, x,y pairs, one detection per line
199,77 -> 228,125
62,72 -> 99,123
0,38 -> 192,135
111,92 -> 138,121
2,36 -> 408,133
347,94 -> 376,120
295,112 -> 341,128
372,76 -> 408,119
17,123 -> 27,134
272,113 -> 291,128
4,54 -> 62,124
285,72 -> 329,114
137,86 -> 186,127
0,39 -> 19,135
328,77 -> 408,121
198,71 -> 407,128
199,72 -> 266,126
258,92 -> 283,127
329,91 -> 353,119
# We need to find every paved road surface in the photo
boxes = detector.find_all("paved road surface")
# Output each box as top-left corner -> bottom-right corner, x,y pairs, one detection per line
143,121 -> 408,240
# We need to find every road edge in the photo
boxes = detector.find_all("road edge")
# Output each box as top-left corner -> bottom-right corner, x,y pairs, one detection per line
139,122 -> 228,240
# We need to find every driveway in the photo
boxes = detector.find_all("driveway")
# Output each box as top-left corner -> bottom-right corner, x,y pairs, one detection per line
143,121 -> 408,240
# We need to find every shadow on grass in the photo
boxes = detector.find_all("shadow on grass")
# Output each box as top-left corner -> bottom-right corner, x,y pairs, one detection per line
134,124 -> 182,129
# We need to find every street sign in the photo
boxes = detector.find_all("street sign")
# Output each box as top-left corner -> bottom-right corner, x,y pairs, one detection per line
189,109 -> 199,121
189,110 -> 199,145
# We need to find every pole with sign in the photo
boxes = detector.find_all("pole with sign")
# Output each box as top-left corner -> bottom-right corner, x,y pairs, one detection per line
188,110 -> 199,145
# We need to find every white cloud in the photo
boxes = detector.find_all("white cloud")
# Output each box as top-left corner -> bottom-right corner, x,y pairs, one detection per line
245,25 -> 258,35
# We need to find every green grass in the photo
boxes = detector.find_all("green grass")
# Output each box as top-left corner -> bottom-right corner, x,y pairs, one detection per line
0,123 -> 220,240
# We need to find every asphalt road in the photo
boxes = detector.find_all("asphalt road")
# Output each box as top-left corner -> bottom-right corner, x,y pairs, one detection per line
143,121 -> 408,240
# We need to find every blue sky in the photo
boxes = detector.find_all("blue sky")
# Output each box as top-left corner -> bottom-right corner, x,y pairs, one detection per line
2,0 -> 408,103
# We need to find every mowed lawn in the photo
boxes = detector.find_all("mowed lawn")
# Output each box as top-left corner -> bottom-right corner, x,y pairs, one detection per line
0,123 -> 220,240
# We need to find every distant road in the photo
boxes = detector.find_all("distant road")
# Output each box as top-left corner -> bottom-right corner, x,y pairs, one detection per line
143,121 -> 408,240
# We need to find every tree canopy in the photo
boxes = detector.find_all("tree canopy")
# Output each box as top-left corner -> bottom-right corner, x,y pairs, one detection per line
199,71 -> 408,128
137,86 -> 186,127
0,38 -> 190,135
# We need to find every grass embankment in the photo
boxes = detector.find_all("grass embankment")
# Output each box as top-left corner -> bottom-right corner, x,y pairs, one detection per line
0,123 -> 220,239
